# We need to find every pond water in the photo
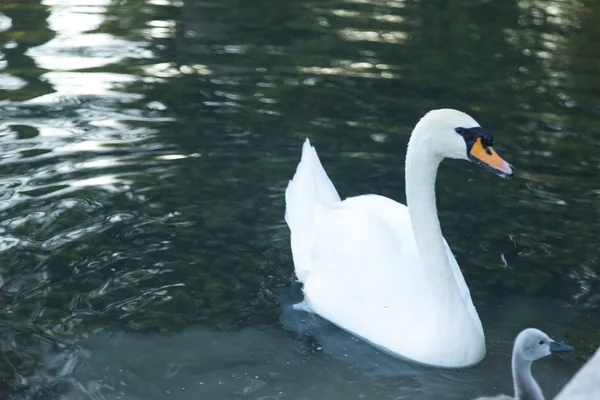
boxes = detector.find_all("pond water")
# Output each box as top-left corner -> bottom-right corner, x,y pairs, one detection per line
0,0 -> 599,399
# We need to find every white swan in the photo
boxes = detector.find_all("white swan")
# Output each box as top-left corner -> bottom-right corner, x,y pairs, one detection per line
284,109 -> 514,368
554,344 -> 600,400
475,328 -> 573,400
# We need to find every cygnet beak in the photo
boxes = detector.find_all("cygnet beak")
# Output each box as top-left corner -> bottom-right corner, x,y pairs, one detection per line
550,341 -> 574,353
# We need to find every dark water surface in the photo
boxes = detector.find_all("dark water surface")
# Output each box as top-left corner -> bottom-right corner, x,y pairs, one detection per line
0,0 -> 599,398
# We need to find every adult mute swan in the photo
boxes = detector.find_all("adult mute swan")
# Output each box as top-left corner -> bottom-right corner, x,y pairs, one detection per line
554,344 -> 600,400
475,328 -> 573,400
284,109 -> 514,368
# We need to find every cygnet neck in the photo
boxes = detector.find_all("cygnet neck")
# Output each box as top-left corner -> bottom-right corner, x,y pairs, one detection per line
512,350 -> 544,400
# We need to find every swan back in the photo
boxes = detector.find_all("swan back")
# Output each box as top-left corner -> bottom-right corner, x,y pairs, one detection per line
554,345 -> 600,400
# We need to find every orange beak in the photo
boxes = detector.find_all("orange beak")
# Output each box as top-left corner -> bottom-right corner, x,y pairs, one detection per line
468,138 -> 514,178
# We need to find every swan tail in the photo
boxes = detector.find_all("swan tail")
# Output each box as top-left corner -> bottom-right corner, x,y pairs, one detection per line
285,138 -> 341,283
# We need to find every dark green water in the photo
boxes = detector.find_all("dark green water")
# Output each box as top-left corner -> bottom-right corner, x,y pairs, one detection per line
0,0 -> 599,398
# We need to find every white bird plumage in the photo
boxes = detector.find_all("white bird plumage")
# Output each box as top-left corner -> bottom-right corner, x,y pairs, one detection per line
285,109 -> 514,368
553,344 -> 600,400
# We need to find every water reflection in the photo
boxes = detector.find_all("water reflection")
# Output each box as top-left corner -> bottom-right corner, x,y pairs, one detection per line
0,0 -> 598,398
28,0 -> 142,71
0,2 -> 54,101
0,0 -> 189,396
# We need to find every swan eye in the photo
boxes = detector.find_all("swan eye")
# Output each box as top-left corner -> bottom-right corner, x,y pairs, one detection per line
481,135 -> 494,147
539,340 -> 545,345
455,127 -> 494,147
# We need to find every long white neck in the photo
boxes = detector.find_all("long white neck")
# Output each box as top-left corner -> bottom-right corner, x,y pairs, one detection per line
405,129 -> 463,306
512,354 -> 544,400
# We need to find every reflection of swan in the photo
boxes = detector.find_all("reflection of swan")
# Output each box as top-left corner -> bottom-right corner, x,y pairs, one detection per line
554,345 -> 600,400
475,328 -> 572,400
284,109 -> 514,368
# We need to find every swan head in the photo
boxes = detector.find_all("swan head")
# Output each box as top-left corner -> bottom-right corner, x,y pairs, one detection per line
514,328 -> 573,362
414,109 -> 514,178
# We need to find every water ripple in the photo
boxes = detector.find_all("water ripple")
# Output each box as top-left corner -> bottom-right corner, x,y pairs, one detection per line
0,0 -> 599,398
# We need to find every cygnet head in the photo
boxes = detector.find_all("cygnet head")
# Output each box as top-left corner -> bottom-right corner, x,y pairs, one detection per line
412,109 -> 515,178
514,328 -> 573,362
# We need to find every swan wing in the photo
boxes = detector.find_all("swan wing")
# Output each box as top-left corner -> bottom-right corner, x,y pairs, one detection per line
302,194 -> 482,366
444,240 -> 484,336
343,194 -> 483,336
304,197 -> 429,353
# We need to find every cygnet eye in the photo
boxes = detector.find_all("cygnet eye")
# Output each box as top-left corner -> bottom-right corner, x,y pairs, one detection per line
539,340 -> 545,345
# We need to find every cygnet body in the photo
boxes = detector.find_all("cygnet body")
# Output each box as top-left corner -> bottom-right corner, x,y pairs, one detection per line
475,328 -> 572,400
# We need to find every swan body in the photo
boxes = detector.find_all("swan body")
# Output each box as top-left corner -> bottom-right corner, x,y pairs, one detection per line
475,328 -> 573,400
554,345 -> 600,400
285,109 -> 514,368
